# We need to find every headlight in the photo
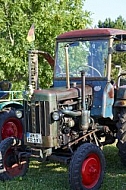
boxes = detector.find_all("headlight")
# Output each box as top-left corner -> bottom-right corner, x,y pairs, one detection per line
52,111 -> 60,121
15,110 -> 23,118
52,111 -> 63,121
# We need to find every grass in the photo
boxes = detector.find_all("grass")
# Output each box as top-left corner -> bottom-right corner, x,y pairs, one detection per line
0,143 -> 125,190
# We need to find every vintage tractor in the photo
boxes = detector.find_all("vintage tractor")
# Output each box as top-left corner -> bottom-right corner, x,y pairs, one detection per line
0,28 -> 126,190
0,80 -> 24,142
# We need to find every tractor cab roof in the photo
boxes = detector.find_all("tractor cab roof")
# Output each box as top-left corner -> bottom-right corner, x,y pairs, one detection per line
57,28 -> 126,40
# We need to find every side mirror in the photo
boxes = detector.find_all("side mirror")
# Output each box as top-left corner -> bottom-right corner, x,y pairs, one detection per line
115,43 -> 126,52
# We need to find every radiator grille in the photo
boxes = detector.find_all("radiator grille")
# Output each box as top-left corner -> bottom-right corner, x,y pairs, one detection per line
24,100 -> 50,136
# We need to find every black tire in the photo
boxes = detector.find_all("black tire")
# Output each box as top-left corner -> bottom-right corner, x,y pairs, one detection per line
116,110 -> 126,166
0,108 -> 23,141
69,143 -> 105,190
0,137 -> 29,181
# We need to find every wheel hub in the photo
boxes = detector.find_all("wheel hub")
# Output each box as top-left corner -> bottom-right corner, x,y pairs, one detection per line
5,152 -> 16,167
81,154 -> 101,188
2,118 -> 23,140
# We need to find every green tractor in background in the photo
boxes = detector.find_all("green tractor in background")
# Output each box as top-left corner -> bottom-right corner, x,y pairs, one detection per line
0,80 -> 23,141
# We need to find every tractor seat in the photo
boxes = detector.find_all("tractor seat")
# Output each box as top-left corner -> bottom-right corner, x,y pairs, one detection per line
0,80 -> 12,99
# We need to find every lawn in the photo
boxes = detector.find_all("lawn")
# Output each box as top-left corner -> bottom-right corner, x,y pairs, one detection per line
0,143 -> 125,190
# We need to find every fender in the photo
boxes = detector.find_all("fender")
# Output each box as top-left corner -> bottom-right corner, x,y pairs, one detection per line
0,101 -> 23,111
114,100 -> 126,107
113,100 -> 126,120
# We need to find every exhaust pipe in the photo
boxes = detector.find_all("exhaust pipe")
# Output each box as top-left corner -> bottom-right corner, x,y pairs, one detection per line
81,71 -> 90,131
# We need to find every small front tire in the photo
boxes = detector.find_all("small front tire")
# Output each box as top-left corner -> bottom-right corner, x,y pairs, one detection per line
0,137 -> 29,181
69,143 -> 105,190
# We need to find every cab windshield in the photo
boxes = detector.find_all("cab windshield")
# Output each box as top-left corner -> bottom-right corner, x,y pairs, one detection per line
55,39 -> 109,78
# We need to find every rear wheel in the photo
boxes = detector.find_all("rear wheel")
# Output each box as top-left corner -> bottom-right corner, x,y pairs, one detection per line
69,143 -> 105,190
0,108 -> 23,140
116,110 -> 126,166
0,137 -> 29,181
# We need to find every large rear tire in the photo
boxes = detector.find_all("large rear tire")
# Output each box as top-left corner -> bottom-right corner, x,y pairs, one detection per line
116,110 -> 126,166
0,108 -> 23,141
69,143 -> 105,190
0,137 -> 29,181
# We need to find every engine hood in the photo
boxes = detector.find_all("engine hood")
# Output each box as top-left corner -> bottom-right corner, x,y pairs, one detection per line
33,85 -> 92,102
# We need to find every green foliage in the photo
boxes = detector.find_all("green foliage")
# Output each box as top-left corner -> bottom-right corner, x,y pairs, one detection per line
0,0 -> 92,90
98,16 -> 126,29
98,16 -> 126,81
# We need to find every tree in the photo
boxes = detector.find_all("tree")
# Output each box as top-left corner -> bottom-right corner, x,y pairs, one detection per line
98,16 -> 126,29
0,0 -> 92,89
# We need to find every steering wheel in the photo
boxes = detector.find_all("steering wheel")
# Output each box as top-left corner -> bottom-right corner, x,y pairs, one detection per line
77,65 -> 102,77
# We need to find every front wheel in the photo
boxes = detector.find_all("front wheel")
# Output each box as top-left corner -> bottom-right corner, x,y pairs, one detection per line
0,108 -> 23,141
69,143 -> 105,190
0,137 -> 29,181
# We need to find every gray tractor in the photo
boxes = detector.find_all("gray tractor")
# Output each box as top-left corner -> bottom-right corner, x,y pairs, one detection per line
0,28 -> 126,190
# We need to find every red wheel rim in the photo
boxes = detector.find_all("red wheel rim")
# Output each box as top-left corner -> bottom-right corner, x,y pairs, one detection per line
4,149 -> 26,177
81,153 -> 101,188
1,118 -> 23,140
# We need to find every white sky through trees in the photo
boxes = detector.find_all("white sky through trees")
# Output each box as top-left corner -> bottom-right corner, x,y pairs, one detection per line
84,0 -> 126,26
